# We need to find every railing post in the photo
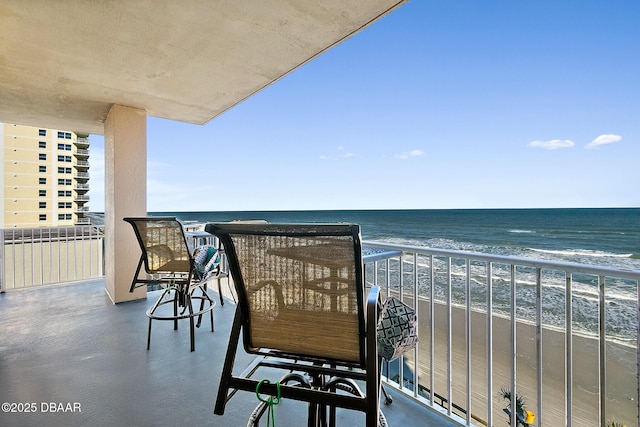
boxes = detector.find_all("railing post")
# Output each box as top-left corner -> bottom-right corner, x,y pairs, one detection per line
565,272 -> 573,426
487,262 -> 493,427
536,268 -> 543,427
510,265 -> 517,427
465,259 -> 472,426
599,275 -> 606,427
429,254 -> 435,407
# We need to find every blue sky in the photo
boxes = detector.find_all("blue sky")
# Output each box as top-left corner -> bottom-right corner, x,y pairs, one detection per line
88,1 -> 639,212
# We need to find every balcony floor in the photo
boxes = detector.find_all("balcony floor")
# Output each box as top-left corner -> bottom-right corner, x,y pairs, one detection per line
0,280 -> 458,426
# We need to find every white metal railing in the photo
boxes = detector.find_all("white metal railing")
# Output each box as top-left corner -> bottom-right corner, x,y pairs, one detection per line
362,241 -> 640,427
0,225 -> 104,291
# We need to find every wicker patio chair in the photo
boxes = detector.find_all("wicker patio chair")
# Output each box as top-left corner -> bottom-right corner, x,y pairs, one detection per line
124,217 -> 223,351
205,222 -> 385,427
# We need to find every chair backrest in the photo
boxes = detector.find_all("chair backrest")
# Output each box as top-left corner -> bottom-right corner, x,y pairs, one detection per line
205,223 -> 366,366
124,217 -> 192,274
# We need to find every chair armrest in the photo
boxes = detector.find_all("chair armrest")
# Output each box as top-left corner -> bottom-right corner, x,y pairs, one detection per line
366,285 -> 381,360
365,285 -> 381,425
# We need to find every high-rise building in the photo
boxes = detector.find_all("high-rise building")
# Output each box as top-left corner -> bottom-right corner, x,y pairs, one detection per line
0,123 -> 90,227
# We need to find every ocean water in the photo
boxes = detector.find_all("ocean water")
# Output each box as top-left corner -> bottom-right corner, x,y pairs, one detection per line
155,208 -> 640,343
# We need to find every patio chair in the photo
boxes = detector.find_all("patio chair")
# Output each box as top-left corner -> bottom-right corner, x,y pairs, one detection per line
205,222 -> 385,427
124,217 -> 223,351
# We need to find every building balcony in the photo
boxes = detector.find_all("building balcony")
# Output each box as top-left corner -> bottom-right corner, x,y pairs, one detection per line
1,231 -> 638,426
75,195 -> 90,202
75,172 -> 90,180
75,184 -> 90,192
75,137 -> 90,147
74,148 -> 89,157
75,160 -> 89,169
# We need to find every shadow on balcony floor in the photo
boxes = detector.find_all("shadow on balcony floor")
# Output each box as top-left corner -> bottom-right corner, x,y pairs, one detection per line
0,280 -> 458,426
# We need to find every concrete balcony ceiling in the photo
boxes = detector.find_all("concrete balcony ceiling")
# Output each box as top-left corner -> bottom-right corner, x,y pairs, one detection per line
0,0 -> 407,134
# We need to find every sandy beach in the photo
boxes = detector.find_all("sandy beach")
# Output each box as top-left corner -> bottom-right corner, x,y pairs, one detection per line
397,297 -> 638,426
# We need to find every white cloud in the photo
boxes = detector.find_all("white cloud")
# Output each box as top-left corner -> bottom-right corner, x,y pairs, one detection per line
586,134 -> 621,149
320,147 -> 356,160
527,139 -> 575,150
395,149 -> 425,159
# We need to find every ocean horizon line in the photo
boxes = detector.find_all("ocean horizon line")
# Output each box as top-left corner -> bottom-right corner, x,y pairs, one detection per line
88,206 -> 640,215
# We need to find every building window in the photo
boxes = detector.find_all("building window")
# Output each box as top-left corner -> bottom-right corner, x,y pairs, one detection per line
39,141 -> 46,148
39,153 -> 47,160
39,214 -> 47,221
58,214 -> 73,221
57,178 -> 72,185
39,190 -> 47,197
39,166 -> 47,172
39,202 -> 47,209
39,129 -> 47,136
57,143 -> 72,151
57,131 -> 65,138
57,202 -> 72,209
39,178 -> 46,184
57,167 -> 72,174
65,132 -> 72,139
57,155 -> 72,162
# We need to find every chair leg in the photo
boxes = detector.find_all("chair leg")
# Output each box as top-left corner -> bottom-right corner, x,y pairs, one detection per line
209,302 -> 214,332
173,289 -> 179,331
196,285 -> 206,328
214,307 -> 243,415
147,317 -> 152,350
217,277 -> 225,306
186,294 -> 195,352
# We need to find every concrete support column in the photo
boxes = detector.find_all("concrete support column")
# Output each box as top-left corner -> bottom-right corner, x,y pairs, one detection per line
104,105 -> 147,303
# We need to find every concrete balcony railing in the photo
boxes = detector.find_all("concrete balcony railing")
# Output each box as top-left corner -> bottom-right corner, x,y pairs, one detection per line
0,225 -> 104,290
75,136 -> 90,147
